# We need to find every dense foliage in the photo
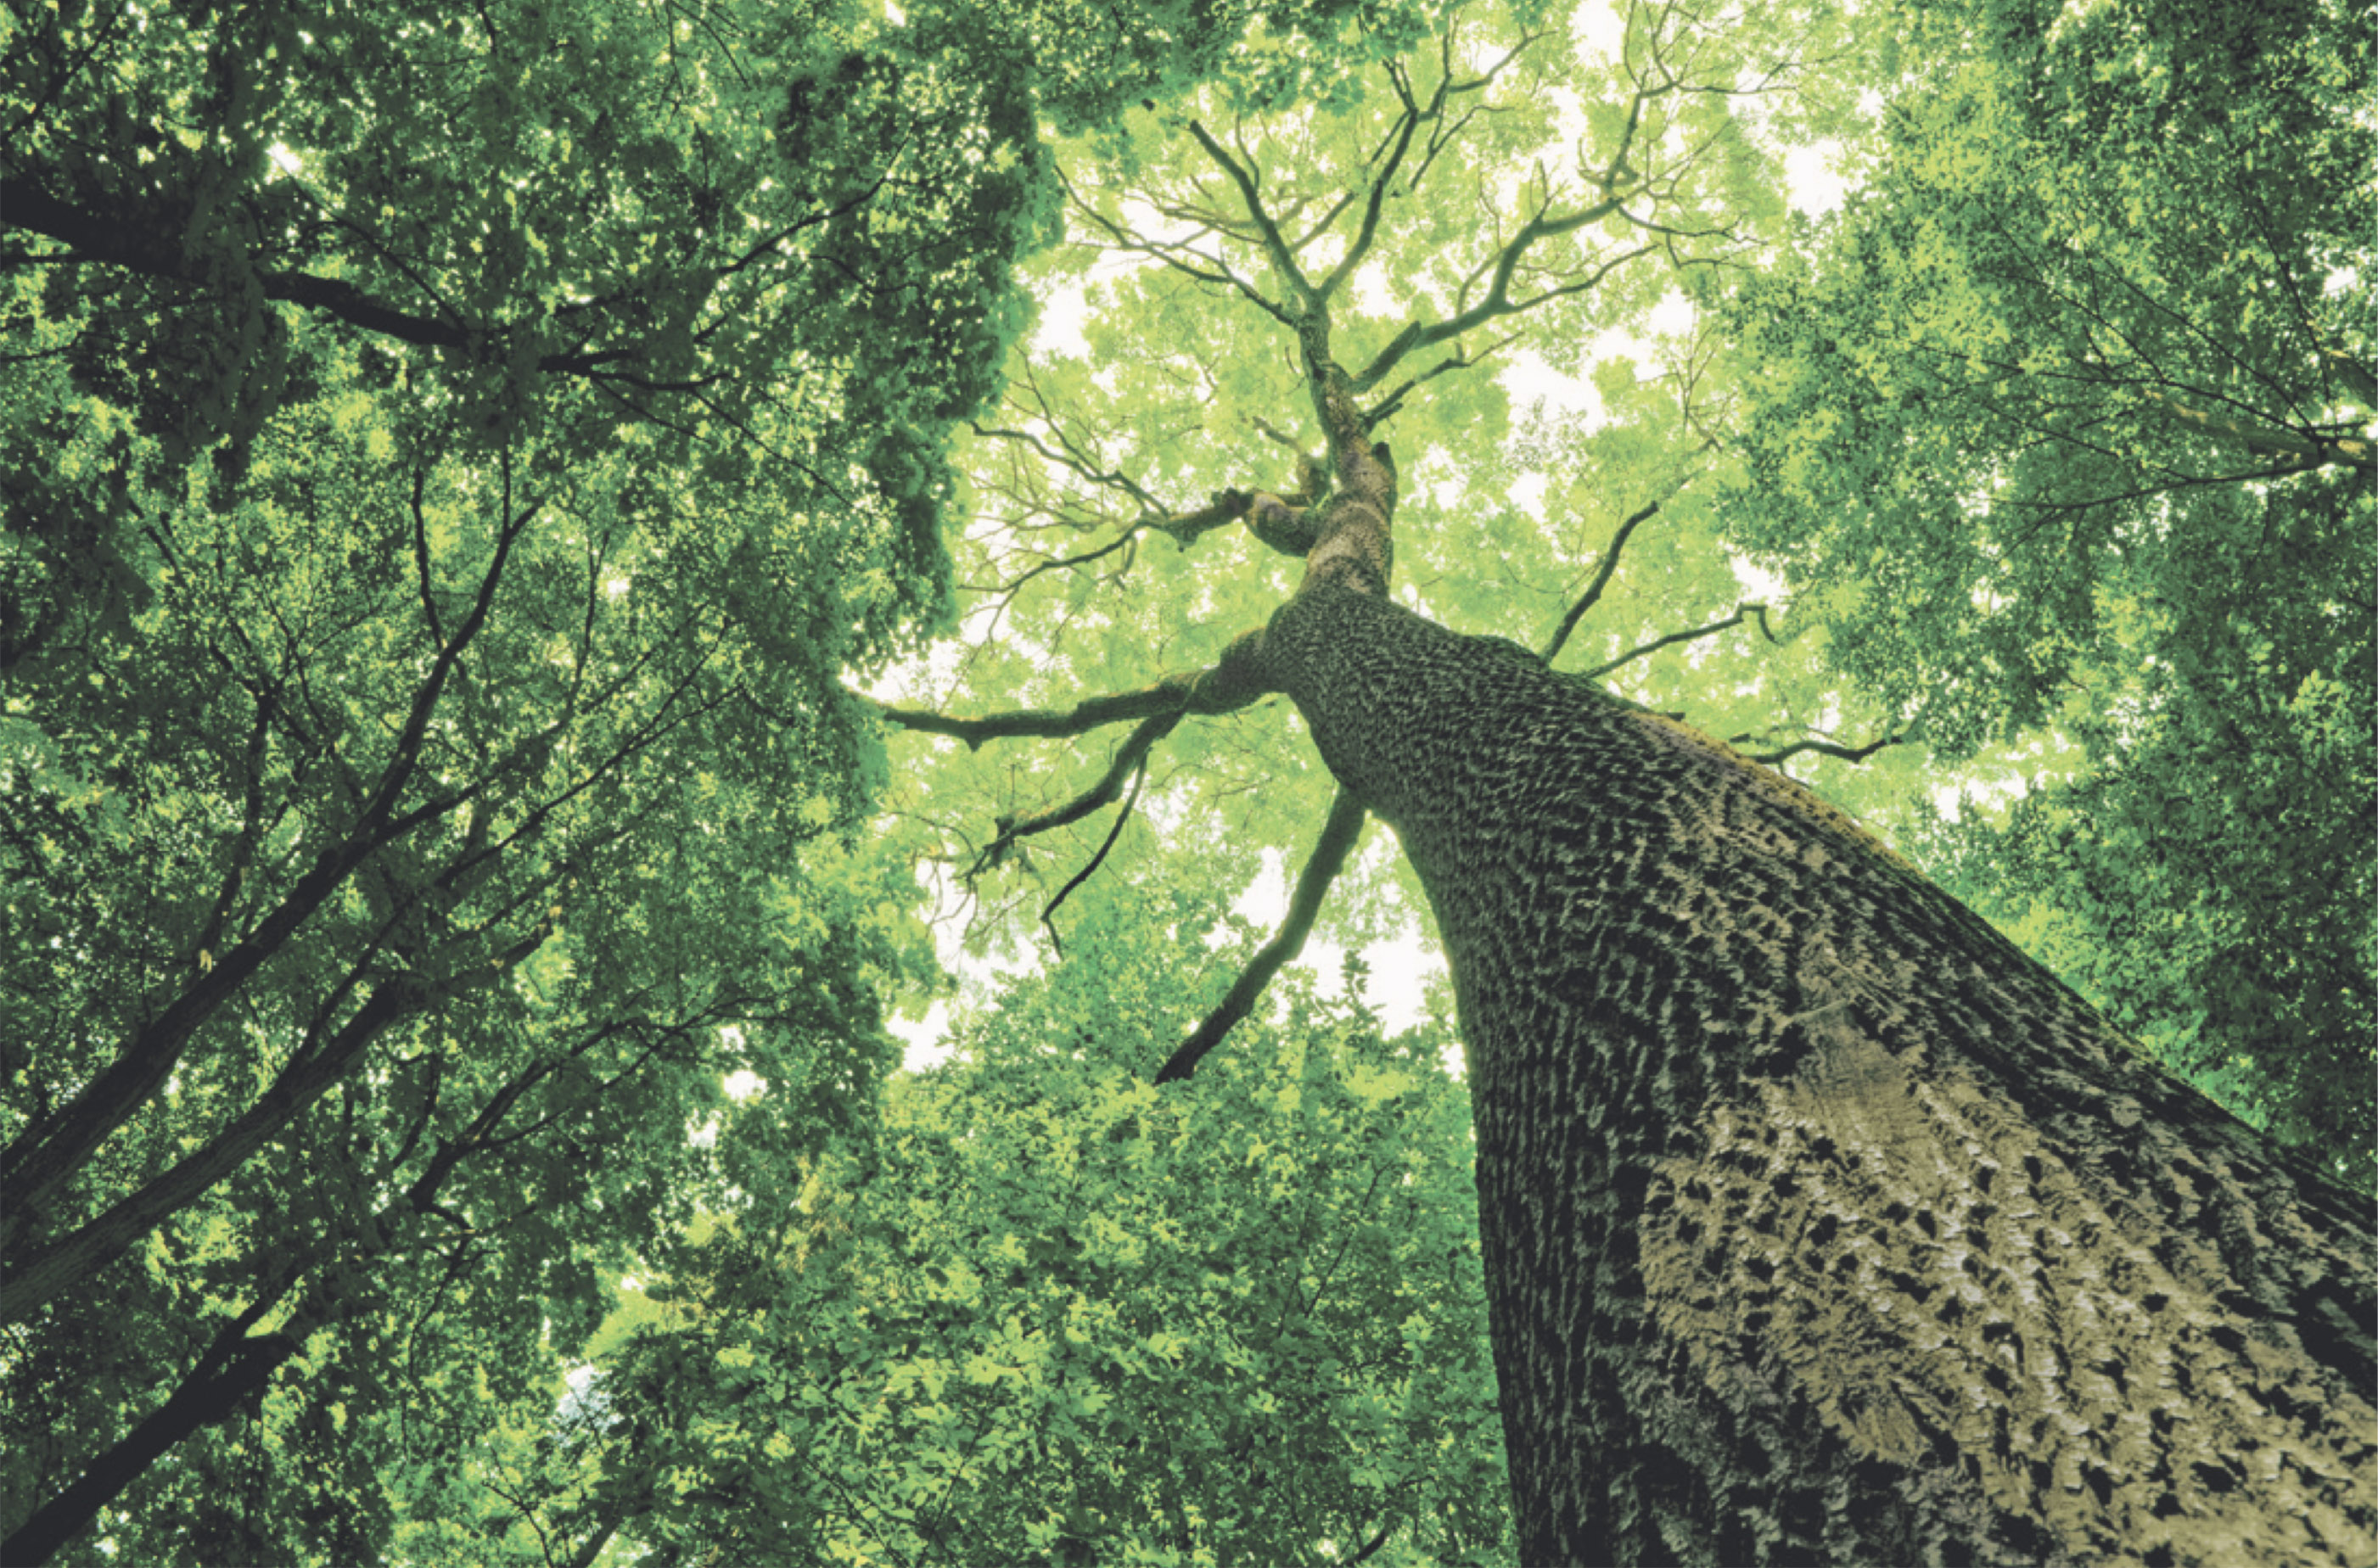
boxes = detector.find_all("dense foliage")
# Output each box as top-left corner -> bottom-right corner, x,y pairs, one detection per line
3,0 -> 2368,1560
532,893 -> 1506,1567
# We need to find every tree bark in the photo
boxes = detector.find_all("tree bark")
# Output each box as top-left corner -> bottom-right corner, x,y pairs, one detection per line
1253,576 -> 2378,1566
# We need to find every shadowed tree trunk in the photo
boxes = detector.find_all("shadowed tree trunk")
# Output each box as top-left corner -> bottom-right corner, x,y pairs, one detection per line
1205,369 -> 2378,1564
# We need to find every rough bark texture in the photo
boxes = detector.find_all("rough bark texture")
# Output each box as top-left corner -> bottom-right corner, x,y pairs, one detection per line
1256,577 -> 2378,1567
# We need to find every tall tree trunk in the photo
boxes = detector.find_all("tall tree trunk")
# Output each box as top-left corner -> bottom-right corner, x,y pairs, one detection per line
1253,574 -> 2376,1566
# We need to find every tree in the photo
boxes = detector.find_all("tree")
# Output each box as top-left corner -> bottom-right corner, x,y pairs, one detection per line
3,0 -> 1119,1555
0,0 -> 1471,1558
8,0 -> 2370,1562
867,2 -> 2378,1560
1719,0 -> 2376,1184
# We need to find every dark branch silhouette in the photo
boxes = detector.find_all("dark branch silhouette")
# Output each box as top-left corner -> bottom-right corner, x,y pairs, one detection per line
1579,601 -> 1774,680
969,713 -> 1182,880
1037,753 -> 1150,956
1155,787 -> 1369,1084
1541,499 -> 1664,664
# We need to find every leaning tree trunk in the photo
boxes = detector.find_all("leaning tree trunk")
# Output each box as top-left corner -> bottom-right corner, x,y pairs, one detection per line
1222,412 -> 2378,1563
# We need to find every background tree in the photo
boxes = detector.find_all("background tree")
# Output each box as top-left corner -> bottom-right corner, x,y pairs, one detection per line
0,0 -> 1437,1557
1719,0 -> 2376,1184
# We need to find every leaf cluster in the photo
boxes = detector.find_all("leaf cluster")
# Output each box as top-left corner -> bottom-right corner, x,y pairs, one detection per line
560,893 -> 1511,1566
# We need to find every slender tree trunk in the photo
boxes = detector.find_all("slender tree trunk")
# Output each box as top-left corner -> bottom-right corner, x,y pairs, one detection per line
1254,574 -> 2378,1567
1,1315 -> 304,1566
2,1102 -> 501,1562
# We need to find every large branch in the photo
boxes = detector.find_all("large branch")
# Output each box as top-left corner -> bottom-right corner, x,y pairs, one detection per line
1,1282 -> 308,1565
0,175 -> 842,380
2143,388 -> 2373,472
864,680 -> 1193,748
0,912 -> 551,1328
1154,787 -> 1368,1084
0,1016 -> 606,1563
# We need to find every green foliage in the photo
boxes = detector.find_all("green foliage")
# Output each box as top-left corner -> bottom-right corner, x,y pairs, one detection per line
8,0 -> 2369,1555
562,890 -> 1510,1566
0,0 -> 1093,1557
0,0 -> 1495,1557
894,0 -> 1887,967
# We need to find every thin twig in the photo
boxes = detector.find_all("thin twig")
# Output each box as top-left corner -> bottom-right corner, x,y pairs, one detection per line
1579,602 -> 1768,680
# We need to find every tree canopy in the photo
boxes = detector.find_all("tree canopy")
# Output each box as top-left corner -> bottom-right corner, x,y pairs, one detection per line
4,0 -> 2370,1560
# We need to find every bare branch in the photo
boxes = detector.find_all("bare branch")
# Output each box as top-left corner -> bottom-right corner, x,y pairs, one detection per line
970,712 -> 1181,879
1541,500 -> 1663,664
864,681 -> 1197,749
1351,228 -> 1641,393
967,420 -> 1165,516
1037,753 -> 1149,955
1060,165 -> 1295,325
1316,83 -> 1432,307
1579,602 -> 1771,680
1186,120 -> 1315,311
1740,733 -> 1905,767
1361,330 -> 1522,429
1154,788 -> 1368,1084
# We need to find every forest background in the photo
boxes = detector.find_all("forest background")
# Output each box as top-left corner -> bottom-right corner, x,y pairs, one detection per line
2,0 -> 2370,1561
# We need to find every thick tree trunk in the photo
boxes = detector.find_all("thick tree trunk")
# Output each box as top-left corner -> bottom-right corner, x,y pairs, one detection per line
1257,575 -> 2377,1566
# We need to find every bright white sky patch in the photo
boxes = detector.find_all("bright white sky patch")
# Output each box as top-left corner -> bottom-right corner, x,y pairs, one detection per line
1784,141 -> 1851,216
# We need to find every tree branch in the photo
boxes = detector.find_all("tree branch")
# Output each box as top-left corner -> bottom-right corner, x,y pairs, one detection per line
1541,499 -> 1663,664
1350,227 -> 1640,393
1579,602 -> 1771,680
1037,752 -> 1149,955
967,712 -> 1182,881
0,175 -> 860,384
1061,166 -> 1296,327
1740,732 -> 1904,767
1186,120 -> 1315,312
2141,388 -> 2371,471
864,681 -> 1195,749
968,418 -> 1167,517
1154,788 -> 1367,1084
